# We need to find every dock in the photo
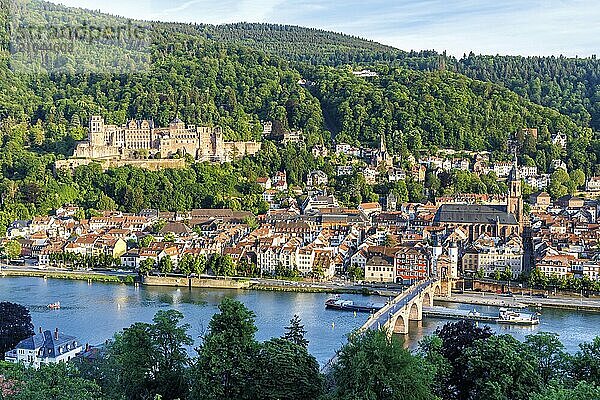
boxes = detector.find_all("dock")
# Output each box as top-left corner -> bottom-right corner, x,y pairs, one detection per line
423,306 -> 498,322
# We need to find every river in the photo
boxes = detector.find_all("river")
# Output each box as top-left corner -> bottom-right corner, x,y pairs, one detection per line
1,277 -> 599,365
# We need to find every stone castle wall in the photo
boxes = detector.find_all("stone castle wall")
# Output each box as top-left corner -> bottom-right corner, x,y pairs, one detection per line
73,116 -> 261,164
55,158 -> 187,172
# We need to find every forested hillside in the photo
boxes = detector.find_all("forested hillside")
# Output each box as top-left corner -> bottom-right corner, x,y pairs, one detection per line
0,0 -> 599,233
195,22 -> 401,65
453,54 -> 600,131
307,65 -> 599,175
16,0 -> 600,136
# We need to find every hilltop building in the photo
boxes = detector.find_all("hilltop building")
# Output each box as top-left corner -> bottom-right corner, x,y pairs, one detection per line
73,116 -> 261,163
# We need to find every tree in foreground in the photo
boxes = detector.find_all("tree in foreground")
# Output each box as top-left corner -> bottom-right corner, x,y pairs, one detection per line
418,334 -> 452,399
190,298 -> 258,400
525,332 -> 567,385
254,338 -> 323,400
327,329 -> 436,400
530,381 -> 600,400
282,314 -> 309,348
0,362 -> 103,400
86,309 -> 191,400
427,319 -> 493,400
434,320 -> 494,364
569,336 -> 600,386
0,302 -> 34,360
462,334 -> 542,400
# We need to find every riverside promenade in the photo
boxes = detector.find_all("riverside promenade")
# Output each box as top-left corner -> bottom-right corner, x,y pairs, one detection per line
440,291 -> 600,312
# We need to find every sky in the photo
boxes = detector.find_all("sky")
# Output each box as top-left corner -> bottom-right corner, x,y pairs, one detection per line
47,0 -> 600,57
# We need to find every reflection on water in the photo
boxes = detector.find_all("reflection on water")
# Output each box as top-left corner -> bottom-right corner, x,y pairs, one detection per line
1,277 -> 599,364
0,277 -> 376,365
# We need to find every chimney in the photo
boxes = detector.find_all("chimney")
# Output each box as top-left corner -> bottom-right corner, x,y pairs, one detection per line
54,328 -> 59,340
39,326 -> 42,334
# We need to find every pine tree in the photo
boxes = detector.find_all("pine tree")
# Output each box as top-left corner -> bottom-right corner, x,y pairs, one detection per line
283,314 -> 309,348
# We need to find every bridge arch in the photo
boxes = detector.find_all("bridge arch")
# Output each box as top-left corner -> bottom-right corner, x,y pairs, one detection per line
408,302 -> 422,321
392,314 -> 408,335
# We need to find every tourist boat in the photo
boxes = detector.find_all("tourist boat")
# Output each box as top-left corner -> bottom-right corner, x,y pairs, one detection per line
325,297 -> 383,313
497,307 -> 539,325
47,301 -> 61,310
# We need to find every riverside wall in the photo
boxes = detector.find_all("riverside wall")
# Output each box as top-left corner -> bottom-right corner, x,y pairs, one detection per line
142,275 -> 250,289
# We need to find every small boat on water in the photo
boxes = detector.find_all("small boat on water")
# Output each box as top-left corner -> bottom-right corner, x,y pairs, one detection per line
497,307 -> 539,325
325,297 -> 384,313
47,301 -> 61,310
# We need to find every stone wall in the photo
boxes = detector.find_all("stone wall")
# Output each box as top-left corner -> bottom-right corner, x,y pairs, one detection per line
223,141 -> 261,161
106,159 -> 187,171
143,275 -> 250,289
55,158 -> 187,172
73,143 -> 121,158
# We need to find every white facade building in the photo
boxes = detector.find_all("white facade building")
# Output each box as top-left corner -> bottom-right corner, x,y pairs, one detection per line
4,329 -> 82,369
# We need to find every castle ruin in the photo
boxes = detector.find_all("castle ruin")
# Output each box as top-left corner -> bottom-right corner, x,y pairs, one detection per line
73,116 -> 261,163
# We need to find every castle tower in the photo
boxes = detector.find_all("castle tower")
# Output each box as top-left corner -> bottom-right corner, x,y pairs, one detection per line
507,158 -> 523,231
89,116 -> 105,147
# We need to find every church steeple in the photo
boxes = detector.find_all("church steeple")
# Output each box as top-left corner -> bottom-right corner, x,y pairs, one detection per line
507,154 -> 523,231
373,134 -> 392,168
380,134 -> 387,154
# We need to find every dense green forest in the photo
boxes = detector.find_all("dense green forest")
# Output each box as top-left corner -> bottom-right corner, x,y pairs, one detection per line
305,65 -> 599,176
0,0 -> 598,232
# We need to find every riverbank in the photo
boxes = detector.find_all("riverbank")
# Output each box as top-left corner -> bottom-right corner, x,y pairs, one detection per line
4,269 -> 600,310
249,283 -> 375,295
142,275 -> 250,289
438,291 -> 600,313
141,276 -> 382,295
0,268 -> 380,294
0,269 -> 132,284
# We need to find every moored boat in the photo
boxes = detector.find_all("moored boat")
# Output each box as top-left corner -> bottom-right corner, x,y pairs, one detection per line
325,297 -> 383,313
497,307 -> 539,325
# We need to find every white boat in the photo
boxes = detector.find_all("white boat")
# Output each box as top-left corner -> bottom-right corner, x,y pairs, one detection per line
497,308 -> 539,325
325,297 -> 382,312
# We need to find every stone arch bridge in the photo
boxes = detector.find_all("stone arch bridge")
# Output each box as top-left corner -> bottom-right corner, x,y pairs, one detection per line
361,279 -> 452,335
321,278 -> 453,372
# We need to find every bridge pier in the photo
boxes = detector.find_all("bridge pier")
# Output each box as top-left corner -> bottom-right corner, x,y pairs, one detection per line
361,279 -> 451,338
423,291 -> 434,307
441,278 -> 454,297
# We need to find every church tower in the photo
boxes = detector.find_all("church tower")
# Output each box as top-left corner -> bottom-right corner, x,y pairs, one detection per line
374,134 -> 393,168
507,158 -> 523,231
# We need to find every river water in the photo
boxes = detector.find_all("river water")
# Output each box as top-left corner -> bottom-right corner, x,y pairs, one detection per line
1,277 -> 599,365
